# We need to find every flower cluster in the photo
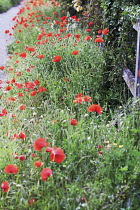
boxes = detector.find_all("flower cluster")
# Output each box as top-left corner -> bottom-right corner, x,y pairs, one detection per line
72,0 -> 83,12
0,0 -> 105,205
1,137 -> 66,193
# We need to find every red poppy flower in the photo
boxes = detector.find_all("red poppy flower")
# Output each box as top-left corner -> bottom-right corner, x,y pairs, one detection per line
97,145 -> 104,149
98,151 -> 103,155
11,78 -> 16,83
74,34 -> 81,38
37,54 -> 44,59
37,86 -> 46,92
71,15 -> 76,19
59,16 -> 67,21
13,119 -> 18,123
98,29 -> 102,34
87,104 -> 103,114
17,92 -> 24,97
83,95 -> 92,102
52,55 -> 62,62
30,90 -> 37,96
19,52 -> 27,58
46,146 -> 53,152
0,66 -> 5,70
19,155 -> 26,161
73,97 -> 83,103
1,181 -> 10,192
6,97 -> 17,102
5,86 -> 12,91
2,109 -> 8,115
0,109 -> 8,117
15,60 -> 20,64
75,93 -> 83,98
70,118 -> 78,126
33,138 -> 48,152
103,28 -> 109,35
26,47 -> 36,52
17,132 -> 26,140
84,36 -> 92,41
5,30 -> 10,34
18,104 -> 26,110
63,77 -> 69,82
94,37 -> 104,43
50,147 -> 66,163
40,168 -> 52,181
12,114 -> 16,118
25,82 -> 35,89
15,83 -> 23,89
31,153 -> 37,158
44,17 -> 52,20
73,93 -> 92,103
88,22 -> 94,27
34,161 -> 44,167
28,198 -> 36,205
85,29 -> 91,32
72,51 -> 79,55
63,33 -> 71,39
4,164 -> 19,174
34,79 -> 40,86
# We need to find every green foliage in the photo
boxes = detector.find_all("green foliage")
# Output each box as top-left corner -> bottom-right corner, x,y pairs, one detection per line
102,0 -> 139,63
98,0 -> 140,103
10,0 -> 21,6
0,0 -> 21,13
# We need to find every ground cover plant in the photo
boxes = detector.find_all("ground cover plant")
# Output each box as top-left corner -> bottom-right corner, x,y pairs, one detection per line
0,0 -> 140,209
0,0 -> 21,13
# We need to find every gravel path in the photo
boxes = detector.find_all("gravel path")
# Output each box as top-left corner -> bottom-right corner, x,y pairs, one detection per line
0,2 -> 24,84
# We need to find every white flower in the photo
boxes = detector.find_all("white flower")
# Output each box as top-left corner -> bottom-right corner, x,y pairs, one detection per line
76,6 -> 83,12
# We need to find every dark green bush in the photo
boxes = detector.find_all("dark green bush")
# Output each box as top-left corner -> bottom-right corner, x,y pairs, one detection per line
10,0 -> 21,6
0,0 -> 21,13
99,0 -> 140,104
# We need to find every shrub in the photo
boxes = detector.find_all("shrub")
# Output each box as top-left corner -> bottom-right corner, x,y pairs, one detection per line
0,0 -> 21,13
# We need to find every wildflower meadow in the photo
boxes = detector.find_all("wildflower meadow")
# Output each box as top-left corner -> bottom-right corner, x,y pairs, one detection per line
0,0 -> 140,209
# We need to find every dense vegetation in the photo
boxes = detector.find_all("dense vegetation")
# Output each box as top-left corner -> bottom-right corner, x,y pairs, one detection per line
0,0 -> 21,13
0,0 -> 140,209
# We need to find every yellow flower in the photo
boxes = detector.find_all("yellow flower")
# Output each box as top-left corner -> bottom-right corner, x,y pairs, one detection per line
76,6 -> 83,12
104,140 -> 110,144
74,3 -> 79,7
119,145 -> 124,148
